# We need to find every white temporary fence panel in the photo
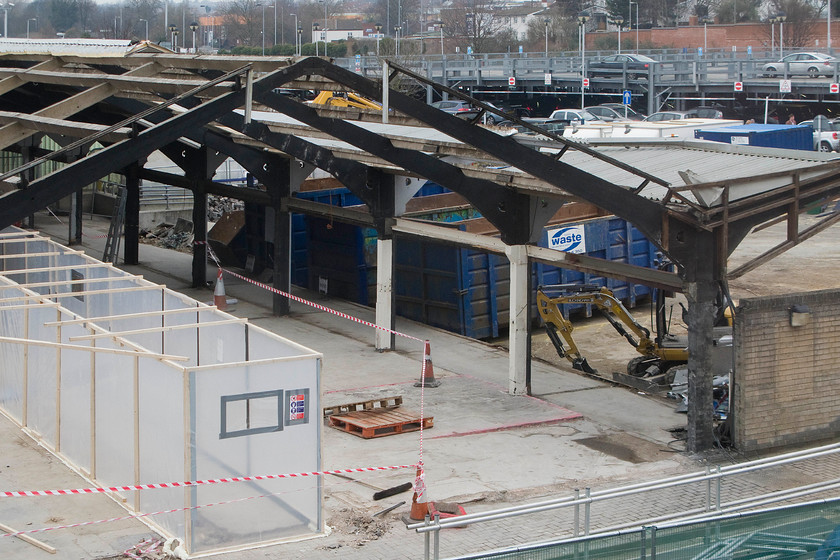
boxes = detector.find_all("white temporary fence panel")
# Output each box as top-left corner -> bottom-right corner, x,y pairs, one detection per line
0,228 -> 324,555
190,358 -> 321,553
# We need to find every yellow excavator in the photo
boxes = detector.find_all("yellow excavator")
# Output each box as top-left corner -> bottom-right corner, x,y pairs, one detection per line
536,284 -> 732,382
310,91 -> 382,111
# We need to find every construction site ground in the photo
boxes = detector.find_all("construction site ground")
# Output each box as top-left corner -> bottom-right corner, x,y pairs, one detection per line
0,210 -> 837,560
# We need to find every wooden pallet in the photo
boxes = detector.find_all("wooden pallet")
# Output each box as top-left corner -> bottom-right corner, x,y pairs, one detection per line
328,408 -> 433,439
322,396 -> 403,418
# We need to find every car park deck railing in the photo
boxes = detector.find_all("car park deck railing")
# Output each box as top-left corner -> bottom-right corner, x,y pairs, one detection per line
336,52 -> 840,116
406,441 -> 840,560
449,497 -> 840,560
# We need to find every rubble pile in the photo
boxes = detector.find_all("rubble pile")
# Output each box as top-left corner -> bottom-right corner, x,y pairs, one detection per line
141,218 -> 194,253
208,196 -> 244,222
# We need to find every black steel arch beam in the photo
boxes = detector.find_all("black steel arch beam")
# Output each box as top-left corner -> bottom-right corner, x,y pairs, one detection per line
0,67 -> 260,228
280,58 -> 667,249
247,90 -> 540,245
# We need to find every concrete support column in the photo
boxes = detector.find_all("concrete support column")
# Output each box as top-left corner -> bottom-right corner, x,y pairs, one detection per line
68,188 -> 83,246
123,164 -> 141,265
271,203 -> 291,316
191,188 -> 208,288
685,278 -> 717,452
375,237 -> 395,351
506,243 -> 530,396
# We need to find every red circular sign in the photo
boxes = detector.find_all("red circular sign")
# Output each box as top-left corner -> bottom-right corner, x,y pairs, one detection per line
734,82 -> 743,92
831,83 -> 839,94
582,78 -> 590,87
508,77 -> 516,86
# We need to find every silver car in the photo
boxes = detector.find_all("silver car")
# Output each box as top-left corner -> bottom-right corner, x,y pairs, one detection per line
762,52 -> 837,78
547,109 -> 604,123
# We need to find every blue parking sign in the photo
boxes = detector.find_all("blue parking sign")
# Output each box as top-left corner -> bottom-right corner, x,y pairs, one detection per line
622,90 -> 632,105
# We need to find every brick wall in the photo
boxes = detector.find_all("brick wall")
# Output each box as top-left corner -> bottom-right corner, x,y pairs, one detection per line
587,21 -> 840,52
733,289 -> 840,452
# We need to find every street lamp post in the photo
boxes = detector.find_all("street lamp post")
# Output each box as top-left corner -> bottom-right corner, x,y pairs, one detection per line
168,23 -> 177,49
297,25 -> 302,56
612,15 -> 624,54
439,22 -> 444,55
578,12 -> 589,109
634,3 -> 639,51
290,13 -> 297,54
701,17 -> 711,54
544,18 -> 550,57
190,21 -> 198,53
26,17 -> 35,39
173,29 -> 179,50
313,22 -> 319,55
260,1 -> 265,55
375,22 -> 382,55
395,25 -> 402,56
770,17 -> 776,57
140,18 -> 148,41
778,13 -> 786,58
320,0 -> 328,55
1,4 -> 13,39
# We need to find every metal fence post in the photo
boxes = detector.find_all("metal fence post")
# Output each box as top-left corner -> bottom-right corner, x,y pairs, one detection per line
640,526 -> 647,560
574,488 -> 580,536
584,487 -> 591,535
650,526 -> 657,560
705,465 -> 711,512
424,513 -> 430,560
715,465 -> 721,511
434,513 -> 441,560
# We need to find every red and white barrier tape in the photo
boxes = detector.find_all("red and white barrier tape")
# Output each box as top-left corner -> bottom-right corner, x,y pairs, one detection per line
123,537 -> 162,559
1,464 -> 416,498
2,467 -> 405,538
225,267 -> 423,342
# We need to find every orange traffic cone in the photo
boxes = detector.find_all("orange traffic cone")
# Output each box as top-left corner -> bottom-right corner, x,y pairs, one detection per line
414,340 -> 441,387
214,269 -> 227,311
409,465 -> 430,521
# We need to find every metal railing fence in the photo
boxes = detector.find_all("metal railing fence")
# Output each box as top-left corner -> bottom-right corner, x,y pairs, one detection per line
408,442 -> 840,560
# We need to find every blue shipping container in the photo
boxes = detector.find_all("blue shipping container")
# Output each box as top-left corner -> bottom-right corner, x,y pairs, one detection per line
694,124 -> 813,151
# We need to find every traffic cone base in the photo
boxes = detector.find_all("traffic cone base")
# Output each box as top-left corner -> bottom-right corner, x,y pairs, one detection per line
214,270 -> 228,311
409,499 -> 429,521
415,340 -> 441,388
408,466 -> 430,521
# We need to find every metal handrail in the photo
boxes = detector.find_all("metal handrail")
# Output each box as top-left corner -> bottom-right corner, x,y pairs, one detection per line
410,442 -> 840,559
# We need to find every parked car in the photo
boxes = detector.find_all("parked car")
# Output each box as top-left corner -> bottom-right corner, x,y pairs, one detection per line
430,100 -> 481,119
800,115 -> 840,152
598,103 -> 646,120
643,111 -> 693,122
430,100 -> 509,124
685,106 -> 724,119
588,54 -> 657,80
762,52 -> 838,78
547,108 -> 604,123
585,105 -> 631,121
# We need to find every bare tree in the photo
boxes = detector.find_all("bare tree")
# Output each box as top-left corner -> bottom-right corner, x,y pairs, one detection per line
440,0 -> 509,53
761,0 -> 820,50
222,0 -> 261,47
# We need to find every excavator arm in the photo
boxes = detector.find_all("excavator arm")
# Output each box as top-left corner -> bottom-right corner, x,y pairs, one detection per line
311,91 -> 382,111
536,284 -> 666,374
536,286 -> 598,373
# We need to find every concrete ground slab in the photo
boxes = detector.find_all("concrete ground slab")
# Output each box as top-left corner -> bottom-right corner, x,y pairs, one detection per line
8,212 -> 823,560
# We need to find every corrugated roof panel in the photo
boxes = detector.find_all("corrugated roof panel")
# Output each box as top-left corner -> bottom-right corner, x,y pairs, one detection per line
0,38 -> 171,57
245,110 -> 839,208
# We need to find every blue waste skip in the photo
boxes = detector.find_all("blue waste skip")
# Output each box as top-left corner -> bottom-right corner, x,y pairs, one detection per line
292,186 -> 658,340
